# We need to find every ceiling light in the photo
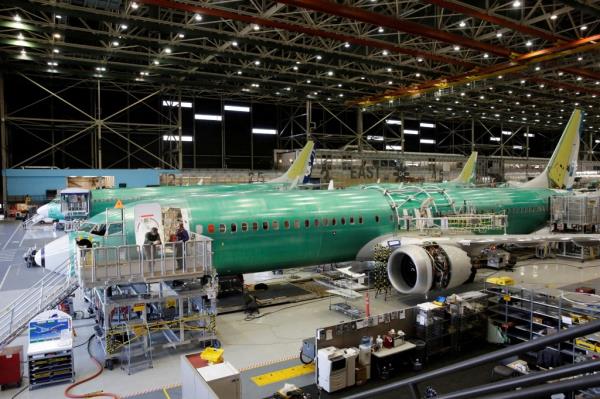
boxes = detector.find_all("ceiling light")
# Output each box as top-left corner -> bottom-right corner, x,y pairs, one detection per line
17,33 -> 24,40
47,61 -> 58,66
339,93 -> 344,97
539,84 -> 545,88
254,60 -> 260,65
316,55 -> 322,60
382,50 -> 389,56
502,130 -> 512,135
95,66 -> 106,71
153,60 -> 159,65
550,14 -> 557,20
378,27 -> 384,33
13,15 -> 21,22
483,53 -> 489,58
386,67 -> 392,72
417,57 -> 423,62
251,83 -> 260,87
386,119 -> 402,125
194,13 -> 202,21
490,137 -> 500,142
387,81 -> 393,85
525,41 -> 532,46
558,71 -> 564,76
415,73 -> 421,77
480,95 -> 485,99
20,49 -> 26,55
404,129 -> 419,135
420,139 -> 436,144
112,41 -> 119,46
453,45 -> 460,51
224,105 -> 250,112
581,25 -> 588,30
164,47 -> 171,54
420,122 -> 435,128
53,48 -> 59,53
195,114 -> 222,121
131,2 -> 139,10
306,80 -> 311,83
360,76 -> 365,80
285,87 -> 291,91
293,66 -> 298,71
178,33 -> 185,39
120,24 -> 128,30
231,41 -> 238,47
252,128 -> 277,135
337,83 -> 342,87
535,66 -> 540,71
163,135 -> 192,142
459,21 -> 466,27
344,42 -> 350,48
53,33 -> 61,39
577,76 -> 583,81
237,70 -> 242,75
578,56 -> 583,61
498,75 -> 503,79
496,32 -> 503,38
460,92 -> 465,96
252,24 -> 260,31
327,70 -> 333,76
513,0 -> 521,7
526,93 -> 531,97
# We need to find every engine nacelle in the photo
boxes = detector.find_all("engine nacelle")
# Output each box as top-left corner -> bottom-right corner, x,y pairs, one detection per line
387,243 -> 472,295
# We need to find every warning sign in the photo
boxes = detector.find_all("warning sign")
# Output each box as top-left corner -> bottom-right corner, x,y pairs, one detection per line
114,199 -> 124,209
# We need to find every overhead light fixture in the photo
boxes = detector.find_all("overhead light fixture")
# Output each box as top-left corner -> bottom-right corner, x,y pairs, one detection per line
415,73 -> 421,77
453,45 -> 460,51
417,57 -> 423,62
404,129 -> 419,135
95,66 -> 106,71
535,66 -> 540,71
232,41 -> 238,46
483,53 -> 489,58
386,119 -> 402,125
224,105 -> 250,112
367,135 -> 384,141
162,100 -> 192,108
254,60 -> 260,65
378,27 -> 384,33
420,139 -> 435,144
236,70 -> 242,75
513,0 -> 521,7
153,60 -> 159,65
178,33 -> 185,39
131,2 -> 139,10
577,76 -> 583,81
420,122 -> 435,128
581,25 -> 588,31
459,21 -> 466,27
490,137 -> 500,142
344,42 -> 350,48
252,24 -> 260,31
163,135 -> 192,142
513,145 -> 523,150
164,47 -> 172,54
382,50 -> 389,56
293,66 -> 298,71
578,56 -> 583,61
53,33 -> 61,39
194,13 -> 202,21
112,41 -> 119,46
316,55 -> 322,60
327,70 -> 333,76
252,128 -> 277,135
387,81 -> 393,85
13,14 -> 21,22
525,40 -> 532,46
386,145 -> 402,151
47,61 -> 58,66
120,24 -> 128,30
496,32 -> 502,38
53,48 -> 60,53
550,14 -> 557,20
195,114 -> 222,121
502,130 -> 512,135
17,33 -> 24,40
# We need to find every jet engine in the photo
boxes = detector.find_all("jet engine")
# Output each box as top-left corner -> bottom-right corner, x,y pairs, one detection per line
387,243 -> 473,294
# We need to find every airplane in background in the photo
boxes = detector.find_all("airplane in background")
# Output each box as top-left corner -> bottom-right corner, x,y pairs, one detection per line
35,110 -> 590,298
36,141 -> 316,222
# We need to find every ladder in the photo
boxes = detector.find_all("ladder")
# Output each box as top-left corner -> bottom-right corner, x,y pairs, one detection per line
22,214 -> 43,229
120,323 -> 153,375
0,260 -> 78,349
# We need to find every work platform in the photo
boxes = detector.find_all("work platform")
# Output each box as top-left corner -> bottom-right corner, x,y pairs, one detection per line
76,236 -> 213,288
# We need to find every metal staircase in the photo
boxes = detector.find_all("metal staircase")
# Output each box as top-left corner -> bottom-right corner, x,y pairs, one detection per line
22,214 -> 43,229
0,260 -> 78,349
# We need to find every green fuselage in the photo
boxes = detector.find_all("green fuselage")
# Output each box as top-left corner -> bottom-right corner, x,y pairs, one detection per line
78,185 -> 569,275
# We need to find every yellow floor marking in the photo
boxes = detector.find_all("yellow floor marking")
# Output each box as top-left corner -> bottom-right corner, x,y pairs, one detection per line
162,387 -> 172,399
250,363 -> 315,387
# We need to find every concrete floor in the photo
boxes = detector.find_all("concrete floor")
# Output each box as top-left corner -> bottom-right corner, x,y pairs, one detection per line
2,219 -> 600,398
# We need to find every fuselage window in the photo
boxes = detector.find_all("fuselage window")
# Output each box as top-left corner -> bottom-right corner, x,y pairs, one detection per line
284,220 -> 290,229
219,224 -> 226,233
332,218 -> 337,226
323,218 -> 329,226
263,221 -> 269,231
305,219 -> 310,228
294,220 -> 300,229
241,223 -> 248,232
350,216 -> 355,225
208,224 -> 215,233
252,222 -> 259,231
358,216 -> 363,224
272,221 -> 280,230
341,217 -> 346,225
314,219 -> 320,227
231,223 -> 237,233
375,215 -> 380,223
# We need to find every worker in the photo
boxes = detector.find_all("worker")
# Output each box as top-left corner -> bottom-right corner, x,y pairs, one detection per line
175,223 -> 189,269
144,227 -> 161,266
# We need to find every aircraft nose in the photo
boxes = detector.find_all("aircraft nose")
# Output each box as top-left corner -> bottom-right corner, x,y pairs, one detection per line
34,235 -> 70,274
37,204 -> 49,218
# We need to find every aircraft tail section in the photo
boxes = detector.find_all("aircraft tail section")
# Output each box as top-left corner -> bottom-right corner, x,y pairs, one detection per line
452,151 -> 477,184
523,108 -> 583,189
269,141 -> 315,184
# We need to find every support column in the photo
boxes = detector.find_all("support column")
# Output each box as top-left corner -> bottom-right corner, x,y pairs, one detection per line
177,90 -> 183,170
400,112 -> 405,154
470,118 -> 475,152
0,74 -> 7,208
356,108 -> 363,151
305,100 -> 312,141
220,97 -> 226,168
97,79 -> 102,169
589,130 -> 594,162
525,125 -> 530,179
250,103 -> 254,170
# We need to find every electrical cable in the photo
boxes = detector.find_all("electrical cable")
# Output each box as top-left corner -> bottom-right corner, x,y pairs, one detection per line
64,335 -> 120,399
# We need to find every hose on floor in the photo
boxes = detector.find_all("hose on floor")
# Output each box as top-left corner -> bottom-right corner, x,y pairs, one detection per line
64,335 -> 120,399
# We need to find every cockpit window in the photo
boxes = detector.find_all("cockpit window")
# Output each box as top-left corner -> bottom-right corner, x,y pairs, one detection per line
106,223 -> 123,236
79,223 -> 96,233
